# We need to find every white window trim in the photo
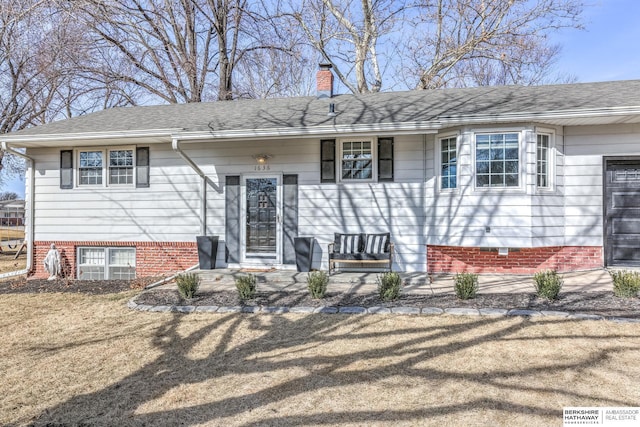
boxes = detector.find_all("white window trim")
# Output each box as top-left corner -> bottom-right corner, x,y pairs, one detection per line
77,247 -> 136,280
472,130 -> 526,192
534,129 -> 556,193
435,133 -> 460,193
337,138 -> 377,183
75,146 -> 136,188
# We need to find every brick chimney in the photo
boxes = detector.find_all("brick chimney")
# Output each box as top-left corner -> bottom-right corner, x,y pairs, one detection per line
317,63 -> 334,98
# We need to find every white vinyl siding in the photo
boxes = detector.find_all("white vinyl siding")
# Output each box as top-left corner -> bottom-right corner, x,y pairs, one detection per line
427,128 -> 565,249
28,136 -> 425,271
563,124 -> 640,247
29,124 -> 640,273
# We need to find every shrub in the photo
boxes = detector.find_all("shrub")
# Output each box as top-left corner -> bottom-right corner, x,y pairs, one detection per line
610,270 -> 640,298
454,273 -> 478,300
235,274 -> 257,300
307,271 -> 329,299
533,270 -> 563,300
176,273 -> 200,299
377,272 -> 402,301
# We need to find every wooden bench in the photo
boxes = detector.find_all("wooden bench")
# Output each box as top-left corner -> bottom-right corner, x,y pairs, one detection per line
328,232 -> 393,274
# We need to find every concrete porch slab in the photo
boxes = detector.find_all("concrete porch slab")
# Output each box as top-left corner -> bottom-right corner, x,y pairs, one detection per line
153,268 -> 614,295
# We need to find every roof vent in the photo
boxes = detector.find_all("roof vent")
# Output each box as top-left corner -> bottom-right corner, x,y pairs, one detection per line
328,103 -> 337,117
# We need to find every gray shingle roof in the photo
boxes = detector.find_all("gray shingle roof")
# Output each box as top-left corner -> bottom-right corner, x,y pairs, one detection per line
7,80 -> 640,138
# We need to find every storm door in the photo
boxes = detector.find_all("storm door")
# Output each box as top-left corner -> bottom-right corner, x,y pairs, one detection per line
243,176 -> 281,264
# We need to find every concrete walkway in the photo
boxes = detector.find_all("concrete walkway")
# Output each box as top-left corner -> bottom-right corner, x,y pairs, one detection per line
153,268 -> 615,294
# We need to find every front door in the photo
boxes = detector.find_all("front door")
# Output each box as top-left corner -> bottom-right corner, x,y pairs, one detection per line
604,159 -> 640,267
243,176 -> 281,265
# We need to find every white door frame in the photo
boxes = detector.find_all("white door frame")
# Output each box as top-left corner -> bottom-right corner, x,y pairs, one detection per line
240,174 -> 283,267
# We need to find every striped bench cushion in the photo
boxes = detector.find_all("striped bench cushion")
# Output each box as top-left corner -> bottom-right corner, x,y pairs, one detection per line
365,233 -> 390,254
338,234 -> 361,254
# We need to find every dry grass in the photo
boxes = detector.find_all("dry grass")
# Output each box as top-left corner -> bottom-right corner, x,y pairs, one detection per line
0,226 -> 24,240
0,251 -> 26,274
1,292 -> 639,426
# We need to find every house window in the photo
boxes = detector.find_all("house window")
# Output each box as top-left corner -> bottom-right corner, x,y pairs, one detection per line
77,247 -> 136,280
440,136 -> 457,189
476,133 -> 519,188
341,140 -> 373,180
109,149 -> 134,185
321,138 -> 393,183
68,147 -> 149,188
536,134 -> 550,188
79,151 -> 103,185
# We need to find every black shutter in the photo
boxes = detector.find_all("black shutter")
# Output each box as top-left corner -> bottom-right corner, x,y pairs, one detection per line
60,150 -> 73,189
378,137 -> 394,182
225,175 -> 241,264
320,139 -> 336,183
282,174 -> 298,264
136,147 -> 150,188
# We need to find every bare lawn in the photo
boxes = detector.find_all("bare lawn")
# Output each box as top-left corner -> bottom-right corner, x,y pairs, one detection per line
1,291 -> 639,426
0,250 -> 26,274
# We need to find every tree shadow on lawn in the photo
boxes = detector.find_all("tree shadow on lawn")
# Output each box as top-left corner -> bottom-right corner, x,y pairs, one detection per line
29,313 -> 638,426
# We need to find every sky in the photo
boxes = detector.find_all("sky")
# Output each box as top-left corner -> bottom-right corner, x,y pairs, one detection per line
550,0 -> 640,82
3,0 -> 639,199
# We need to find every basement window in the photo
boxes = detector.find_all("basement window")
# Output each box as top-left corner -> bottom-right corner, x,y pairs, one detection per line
77,247 -> 136,280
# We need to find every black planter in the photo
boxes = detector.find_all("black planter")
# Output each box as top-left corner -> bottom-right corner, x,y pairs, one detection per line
196,236 -> 219,270
294,237 -> 315,272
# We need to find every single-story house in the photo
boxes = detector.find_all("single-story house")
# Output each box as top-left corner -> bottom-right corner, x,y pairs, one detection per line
2,66 -> 640,279
0,199 -> 25,226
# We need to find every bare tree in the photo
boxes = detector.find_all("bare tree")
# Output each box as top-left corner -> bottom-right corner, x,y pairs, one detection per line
290,0 -> 406,94
71,0 -> 297,102
71,0 -> 215,103
0,191 -> 18,201
0,0 -> 90,183
408,0 -> 584,89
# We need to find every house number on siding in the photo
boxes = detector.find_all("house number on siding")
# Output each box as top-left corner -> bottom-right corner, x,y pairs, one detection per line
254,165 -> 271,171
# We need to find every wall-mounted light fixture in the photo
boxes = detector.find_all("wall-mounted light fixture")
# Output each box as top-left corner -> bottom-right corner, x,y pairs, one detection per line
253,154 -> 272,165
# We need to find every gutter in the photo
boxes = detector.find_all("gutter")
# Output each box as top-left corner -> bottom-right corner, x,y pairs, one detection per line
172,122 -> 441,142
1,129 -> 182,146
171,138 -> 207,236
0,142 -> 34,279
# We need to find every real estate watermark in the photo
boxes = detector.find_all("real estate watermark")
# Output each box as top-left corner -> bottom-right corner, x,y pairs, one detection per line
563,407 -> 640,426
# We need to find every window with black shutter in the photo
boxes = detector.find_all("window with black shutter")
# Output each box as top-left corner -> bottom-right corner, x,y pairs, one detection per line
60,150 -> 73,189
320,139 -> 336,182
136,147 -> 150,188
378,137 -> 394,182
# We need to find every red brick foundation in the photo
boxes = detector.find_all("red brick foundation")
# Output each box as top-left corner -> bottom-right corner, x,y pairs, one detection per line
427,245 -> 603,274
31,241 -> 199,279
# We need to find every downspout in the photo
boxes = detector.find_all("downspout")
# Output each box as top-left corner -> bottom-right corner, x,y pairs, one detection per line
423,134 -> 428,274
0,141 -> 34,279
171,138 -> 207,236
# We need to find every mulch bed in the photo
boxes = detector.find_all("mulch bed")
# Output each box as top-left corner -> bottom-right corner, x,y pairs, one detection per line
0,277 -> 156,295
1,277 -> 639,318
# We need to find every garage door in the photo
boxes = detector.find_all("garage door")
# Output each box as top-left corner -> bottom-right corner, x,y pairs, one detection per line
604,159 -> 640,267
